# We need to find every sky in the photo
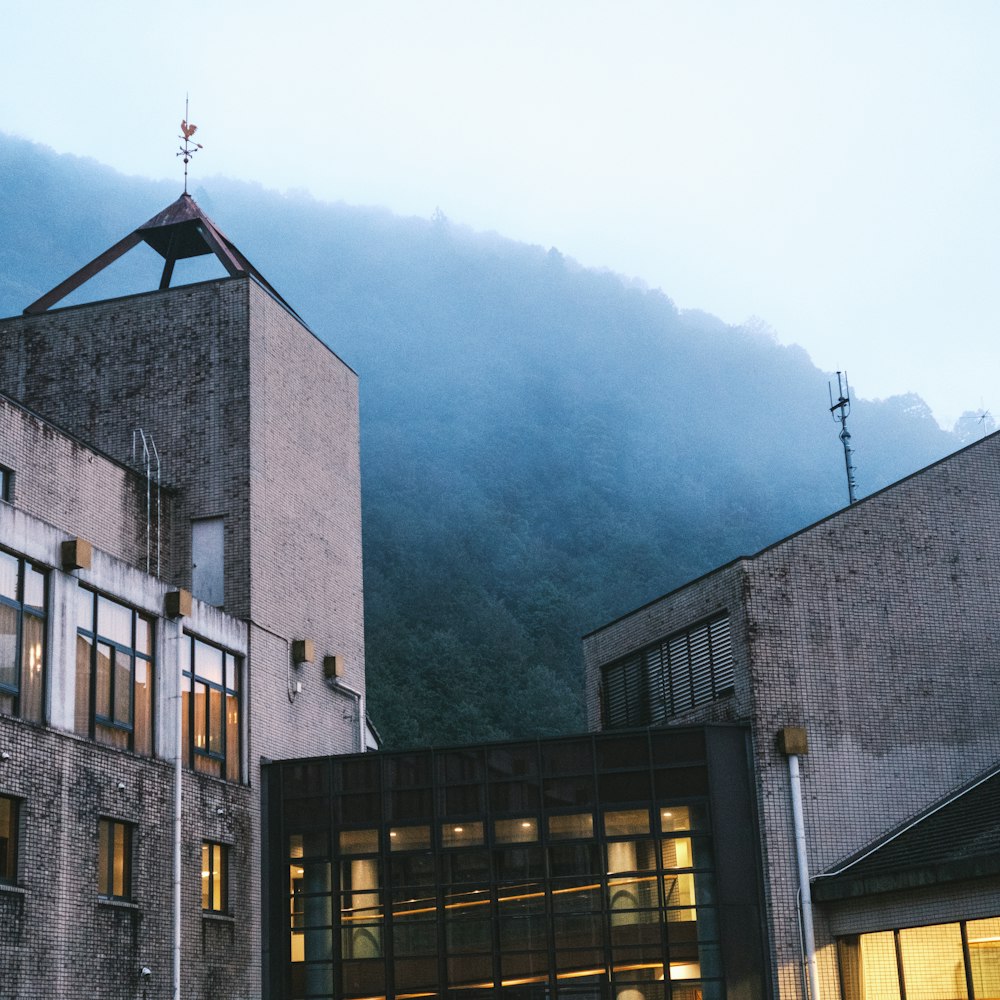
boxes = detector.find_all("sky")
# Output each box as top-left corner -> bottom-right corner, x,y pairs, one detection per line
3,0 -> 999,429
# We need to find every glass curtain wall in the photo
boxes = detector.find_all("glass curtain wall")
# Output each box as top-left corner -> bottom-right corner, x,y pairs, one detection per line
270,729 -> 754,1000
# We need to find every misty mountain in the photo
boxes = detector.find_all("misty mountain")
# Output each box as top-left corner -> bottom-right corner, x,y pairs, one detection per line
0,134 -> 961,747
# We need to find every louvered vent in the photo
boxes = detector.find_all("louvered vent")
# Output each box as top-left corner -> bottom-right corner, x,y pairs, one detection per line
601,614 -> 735,728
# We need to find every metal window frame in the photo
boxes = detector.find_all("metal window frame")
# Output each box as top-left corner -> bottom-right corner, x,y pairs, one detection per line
77,588 -> 155,752
97,817 -> 133,901
183,634 -> 242,782
0,549 -> 47,719
202,839 -> 229,913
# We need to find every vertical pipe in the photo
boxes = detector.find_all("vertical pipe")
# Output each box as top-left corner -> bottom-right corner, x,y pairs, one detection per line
788,754 -> 821,1000
173,622 -> 183,1000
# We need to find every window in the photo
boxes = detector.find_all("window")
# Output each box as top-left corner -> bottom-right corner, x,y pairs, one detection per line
0,795 -> 19,885
97,818 -> 132,900
75,591 -> 154,754
0,550 -> 45,722
0,466 -> 11,503
182,635 -> 241,781
191,517 -> 225,607
202,841 -> 229,912
839,918 -> 1000,1000
602,614 -> 734,728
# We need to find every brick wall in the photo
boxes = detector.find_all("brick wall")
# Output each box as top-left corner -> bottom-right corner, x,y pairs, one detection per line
583,432 -> 1000,1000
0,502 -> 255,999
0,394 -> 173,572
0,274 -> 368,999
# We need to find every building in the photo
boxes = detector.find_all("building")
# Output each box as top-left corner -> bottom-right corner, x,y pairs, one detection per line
0,193 -> 372,998
262,725 -> 767,1000
5,184 -> 1000,1000
583,432 -> 1000,1000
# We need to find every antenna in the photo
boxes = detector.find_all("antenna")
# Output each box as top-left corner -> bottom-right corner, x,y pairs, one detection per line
176,95 -> 203,194
829,371 -> 858,505
977,409 -> 992,438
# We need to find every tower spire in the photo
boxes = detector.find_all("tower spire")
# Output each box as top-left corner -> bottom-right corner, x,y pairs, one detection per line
177,95 -> 203,194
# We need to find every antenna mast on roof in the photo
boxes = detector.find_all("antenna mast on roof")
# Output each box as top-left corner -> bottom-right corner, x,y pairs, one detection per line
176,95 -> 203,195
829,371 -> 858,505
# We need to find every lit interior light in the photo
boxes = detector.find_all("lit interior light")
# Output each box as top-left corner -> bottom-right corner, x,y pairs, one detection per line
521,821 -> 532,828
453,826 -> 463,833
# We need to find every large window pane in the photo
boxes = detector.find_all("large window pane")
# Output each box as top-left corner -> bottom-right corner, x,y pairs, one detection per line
134,658 -> 153,756
97,595 -> 132,648
968,918 -> 1000,999
0,555 -> 46,722
0,552 -> 17,601
899,924 -> 967,1000
114,648 -> 132,724
0,603 -> 17,691
75,634 -> 93,735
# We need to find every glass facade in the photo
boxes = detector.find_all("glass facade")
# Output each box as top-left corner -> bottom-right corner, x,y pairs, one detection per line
265,727 -> 764,1000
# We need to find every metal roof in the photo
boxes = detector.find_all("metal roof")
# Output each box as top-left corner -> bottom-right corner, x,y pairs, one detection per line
23,192 -> 302,321
812,762 -> 1000,902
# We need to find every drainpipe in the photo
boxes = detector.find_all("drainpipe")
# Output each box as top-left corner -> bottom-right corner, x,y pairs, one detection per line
778,726 -> 820,1000
164,593 -> 192,1000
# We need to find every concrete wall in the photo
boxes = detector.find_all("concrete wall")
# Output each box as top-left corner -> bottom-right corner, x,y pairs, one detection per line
583,432 -> 1000,1000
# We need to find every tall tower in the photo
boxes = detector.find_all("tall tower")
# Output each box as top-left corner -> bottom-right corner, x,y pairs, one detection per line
0,191 -> 368,998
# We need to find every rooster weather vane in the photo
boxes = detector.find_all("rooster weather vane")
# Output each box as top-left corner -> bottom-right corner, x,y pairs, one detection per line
177,98 -> 203,194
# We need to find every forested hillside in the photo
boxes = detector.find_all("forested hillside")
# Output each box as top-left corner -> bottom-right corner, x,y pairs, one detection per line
0,135 -> 962,747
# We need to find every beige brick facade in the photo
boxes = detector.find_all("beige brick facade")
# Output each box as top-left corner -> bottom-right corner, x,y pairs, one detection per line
0,271 -> 367,998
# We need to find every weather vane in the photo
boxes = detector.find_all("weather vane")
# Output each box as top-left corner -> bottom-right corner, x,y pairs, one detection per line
176,96 -> 203,194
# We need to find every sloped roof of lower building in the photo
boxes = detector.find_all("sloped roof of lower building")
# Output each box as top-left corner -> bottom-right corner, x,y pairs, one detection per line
812,761 -> 1000,902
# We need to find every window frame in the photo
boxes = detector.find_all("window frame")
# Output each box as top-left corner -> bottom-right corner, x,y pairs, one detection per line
0,465 -> 12,504
202,840 -> 230,913
182,634 -> 241,782
0,794 -> 20,886
76,589 -> 155,754
838,918 -> 1000,1000
0,549 -> 46,723
97,817 -> 133,901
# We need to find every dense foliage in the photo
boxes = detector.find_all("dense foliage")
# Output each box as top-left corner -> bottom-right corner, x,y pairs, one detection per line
0,135 -> 961,747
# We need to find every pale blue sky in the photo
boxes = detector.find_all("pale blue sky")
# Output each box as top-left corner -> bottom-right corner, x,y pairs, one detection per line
4,0 -> 999,427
